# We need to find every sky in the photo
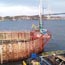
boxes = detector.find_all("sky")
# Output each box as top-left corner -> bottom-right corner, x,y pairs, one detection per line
0,0 -> 65,16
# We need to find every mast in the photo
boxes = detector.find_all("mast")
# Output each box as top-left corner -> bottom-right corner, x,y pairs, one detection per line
39,0 -> 43,33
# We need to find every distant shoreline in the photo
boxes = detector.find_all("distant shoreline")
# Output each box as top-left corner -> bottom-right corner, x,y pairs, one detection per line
0,15 -> 65,21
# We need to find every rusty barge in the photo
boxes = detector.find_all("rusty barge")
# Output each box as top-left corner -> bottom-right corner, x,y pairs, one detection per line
0,31 -> 51,63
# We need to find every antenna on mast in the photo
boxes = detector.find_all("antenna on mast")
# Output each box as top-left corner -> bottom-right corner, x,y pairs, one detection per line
39,0 -> 43,33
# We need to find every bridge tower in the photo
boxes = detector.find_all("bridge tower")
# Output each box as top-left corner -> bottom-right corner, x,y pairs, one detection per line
46,0 -> 53,19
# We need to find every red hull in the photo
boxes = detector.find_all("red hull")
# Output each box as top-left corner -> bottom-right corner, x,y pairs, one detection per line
0,31 -> 51,63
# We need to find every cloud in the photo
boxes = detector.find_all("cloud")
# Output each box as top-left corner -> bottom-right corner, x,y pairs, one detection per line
0,5 -> 38,16
45,0 -> 65,13
0,0 -> 65,16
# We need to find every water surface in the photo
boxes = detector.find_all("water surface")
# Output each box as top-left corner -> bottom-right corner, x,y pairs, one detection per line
0,20 -> 65,51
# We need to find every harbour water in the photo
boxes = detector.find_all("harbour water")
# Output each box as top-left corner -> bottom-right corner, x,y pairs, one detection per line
1,20 -> 65,65
0,20 -> 65,51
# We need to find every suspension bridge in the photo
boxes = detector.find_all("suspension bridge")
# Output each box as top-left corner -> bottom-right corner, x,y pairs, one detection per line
44,12 -> 65,15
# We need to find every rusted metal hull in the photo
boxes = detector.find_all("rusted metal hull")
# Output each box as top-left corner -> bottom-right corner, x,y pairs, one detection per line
0,31 -> 51,63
